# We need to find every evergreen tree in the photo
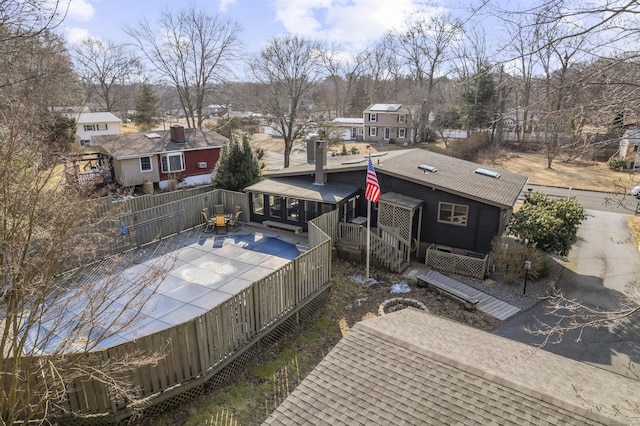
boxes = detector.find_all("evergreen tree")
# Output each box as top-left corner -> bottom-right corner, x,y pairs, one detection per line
133,84 -> 160,131
348,78 -> 369,117
461,64 -> 495,129
211,134 -> 261,191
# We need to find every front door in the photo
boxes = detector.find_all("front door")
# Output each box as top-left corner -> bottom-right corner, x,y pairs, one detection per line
384,128 -> 390,140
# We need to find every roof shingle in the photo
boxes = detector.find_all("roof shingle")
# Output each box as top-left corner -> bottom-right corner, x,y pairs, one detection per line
265,309 -> 639,425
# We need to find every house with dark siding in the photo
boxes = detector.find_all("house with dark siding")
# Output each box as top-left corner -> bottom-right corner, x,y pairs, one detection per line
244,144 -> 528,255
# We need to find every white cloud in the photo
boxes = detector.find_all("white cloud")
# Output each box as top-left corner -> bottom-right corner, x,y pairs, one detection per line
64,27 -> 93,45
219,0 -> 238,12
66,0 -> 96,22
271,0 -> 443,50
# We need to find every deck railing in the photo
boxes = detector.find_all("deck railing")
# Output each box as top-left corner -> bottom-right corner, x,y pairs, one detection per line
31,196 -> 333,424
336,222 -> 406,273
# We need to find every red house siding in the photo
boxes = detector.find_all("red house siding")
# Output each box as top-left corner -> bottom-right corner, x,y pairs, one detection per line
158,148 -> 221,180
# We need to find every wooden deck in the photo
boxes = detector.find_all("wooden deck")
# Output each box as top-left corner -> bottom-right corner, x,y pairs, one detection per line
417,270 -> 521,320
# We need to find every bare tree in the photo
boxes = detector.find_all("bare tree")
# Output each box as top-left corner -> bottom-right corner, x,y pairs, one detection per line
72,37 -> 142,113
0,0 -> 68,44
502,14 -> 540,144
534,19 -> 586,168
0,13 -> 170,424
366,37 -> 403,103
249,34 -> 325,168
389,14 -> 462,142
319,44 -> 370,118
126,7 -> 242,129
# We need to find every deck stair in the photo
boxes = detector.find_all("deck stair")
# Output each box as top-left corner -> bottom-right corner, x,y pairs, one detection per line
417,270 -> 521,320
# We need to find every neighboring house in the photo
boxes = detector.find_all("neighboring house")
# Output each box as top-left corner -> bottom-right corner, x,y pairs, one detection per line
363,103 -> 413,144
65,111 -> 121,146
619,128 -> 640,169
94,125 -> 227,190
332,117 -> 364,141
265,309 -> 638,425
244,145 -> 527,254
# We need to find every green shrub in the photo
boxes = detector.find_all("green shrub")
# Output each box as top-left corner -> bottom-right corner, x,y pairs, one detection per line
607,157 -> 627,170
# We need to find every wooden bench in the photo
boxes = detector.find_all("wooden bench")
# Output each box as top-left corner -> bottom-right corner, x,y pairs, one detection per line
262,220 -> 303,234
416,275 -> 479,311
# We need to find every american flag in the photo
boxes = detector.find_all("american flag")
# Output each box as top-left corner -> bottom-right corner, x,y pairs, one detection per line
365,156 -> 381,202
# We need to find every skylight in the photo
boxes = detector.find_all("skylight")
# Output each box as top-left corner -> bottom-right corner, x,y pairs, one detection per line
418,164 -> 438,173
475,168 -> 501,178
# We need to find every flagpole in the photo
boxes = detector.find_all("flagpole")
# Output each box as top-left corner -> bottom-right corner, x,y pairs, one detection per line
366,149 -> 371,282
366,196 -> 371,282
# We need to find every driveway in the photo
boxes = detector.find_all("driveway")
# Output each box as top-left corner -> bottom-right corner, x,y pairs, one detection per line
493,209 -> 640,378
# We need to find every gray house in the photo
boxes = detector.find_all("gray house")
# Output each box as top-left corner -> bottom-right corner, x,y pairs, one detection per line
245,146 -> 528,255
265,309 -> 639,425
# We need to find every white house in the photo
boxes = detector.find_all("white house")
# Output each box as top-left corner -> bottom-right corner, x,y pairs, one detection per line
66,112 -> 121,146
332,117 -> 364,141
620,128 -> 640,169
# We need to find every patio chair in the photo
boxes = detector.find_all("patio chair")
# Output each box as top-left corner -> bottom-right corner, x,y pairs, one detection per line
228,210 -> 242,229
201,208 -> 215,232
215,214 -> 227,234
214,204 -> 225,216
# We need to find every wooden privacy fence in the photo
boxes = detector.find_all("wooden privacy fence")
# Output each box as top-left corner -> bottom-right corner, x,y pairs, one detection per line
99,189 -> 249,254
424,244 -> 489,280
49,208 -> 333,423
95,185 -> 215,214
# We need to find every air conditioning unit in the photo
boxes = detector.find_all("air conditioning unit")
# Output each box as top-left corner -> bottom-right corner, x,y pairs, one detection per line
197,161 -> 207,169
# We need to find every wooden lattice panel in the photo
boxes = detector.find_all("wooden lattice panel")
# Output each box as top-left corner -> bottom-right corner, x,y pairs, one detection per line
378,201 -> 412,244
425,249 -> 488,280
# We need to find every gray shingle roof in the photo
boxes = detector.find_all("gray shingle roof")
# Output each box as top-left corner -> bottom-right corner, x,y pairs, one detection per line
244,177 -> 359,203
267,149 -> 528,209
265,309 -> 637,425
94,128 -> 227,159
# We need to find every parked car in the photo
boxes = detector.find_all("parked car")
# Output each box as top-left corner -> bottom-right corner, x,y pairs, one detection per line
631,186 -> 640,198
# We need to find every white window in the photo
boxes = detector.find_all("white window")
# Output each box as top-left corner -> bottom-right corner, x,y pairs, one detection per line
83,123 -> 108,131
357,127 -> 364,135
398,114 -> 406,123
252,193 -> 264,215
140,156 -> 152,172
438,202 -> 468,226
370,113 -> 377,122
160,152 -> 185,173
369,127 -> 378,137
398,128 -> 406,138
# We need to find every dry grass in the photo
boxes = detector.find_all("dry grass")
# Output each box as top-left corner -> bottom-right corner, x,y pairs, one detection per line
489,151 -> 637,192
627,216 -> 640,246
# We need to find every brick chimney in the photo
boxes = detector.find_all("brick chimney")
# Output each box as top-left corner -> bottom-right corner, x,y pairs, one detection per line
170,124 -> 185,143
314,140 -> 327,185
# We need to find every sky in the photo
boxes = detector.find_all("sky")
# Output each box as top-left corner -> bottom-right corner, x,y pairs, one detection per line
59,0 -> 462,54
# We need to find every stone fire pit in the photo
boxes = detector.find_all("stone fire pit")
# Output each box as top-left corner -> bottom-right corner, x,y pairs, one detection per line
378,298 -> 429,316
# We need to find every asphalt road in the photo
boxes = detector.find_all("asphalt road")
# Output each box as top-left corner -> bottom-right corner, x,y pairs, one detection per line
494,208 -> 640,378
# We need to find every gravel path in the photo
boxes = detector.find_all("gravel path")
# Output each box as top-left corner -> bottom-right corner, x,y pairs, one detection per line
453,256 -> 565,311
